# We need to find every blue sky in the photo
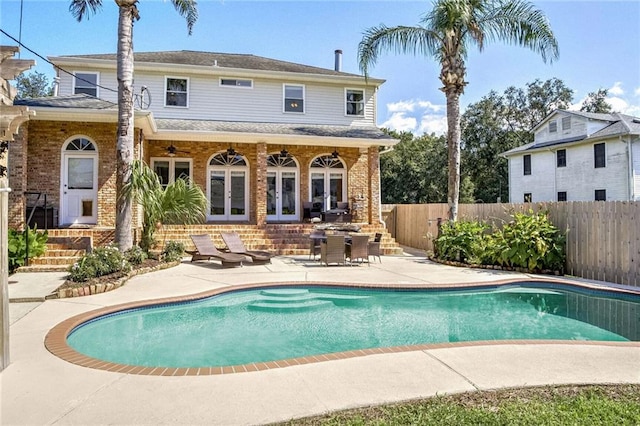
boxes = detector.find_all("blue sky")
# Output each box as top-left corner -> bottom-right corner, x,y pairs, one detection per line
2,0 -> 639,135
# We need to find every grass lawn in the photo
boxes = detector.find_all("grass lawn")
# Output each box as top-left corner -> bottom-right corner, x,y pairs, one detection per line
281,384 -> 640,425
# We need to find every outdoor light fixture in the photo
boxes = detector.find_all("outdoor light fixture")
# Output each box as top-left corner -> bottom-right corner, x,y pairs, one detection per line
331,149 -> 339,158
166,145 -> 177,157
226,146 -> 236,157
280,147 -> 289,158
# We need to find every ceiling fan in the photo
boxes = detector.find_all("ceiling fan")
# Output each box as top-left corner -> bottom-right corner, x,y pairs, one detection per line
166,144 -> 190,157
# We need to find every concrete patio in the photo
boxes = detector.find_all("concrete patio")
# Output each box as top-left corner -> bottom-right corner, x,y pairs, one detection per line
3,249 -> 639,425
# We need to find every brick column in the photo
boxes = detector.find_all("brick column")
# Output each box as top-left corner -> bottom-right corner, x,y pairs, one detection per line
255,142 -> 267,226
368,146 -> 381,224
7,126 -> 27,229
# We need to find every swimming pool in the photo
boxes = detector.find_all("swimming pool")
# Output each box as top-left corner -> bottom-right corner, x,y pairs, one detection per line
46,280 -> 640,375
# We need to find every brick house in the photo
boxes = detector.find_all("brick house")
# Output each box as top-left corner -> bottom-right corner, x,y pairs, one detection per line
8,50 -> 399,255
502,110 -> 640,203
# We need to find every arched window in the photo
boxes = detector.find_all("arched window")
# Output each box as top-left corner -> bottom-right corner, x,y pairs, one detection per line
310,154 -> 346,211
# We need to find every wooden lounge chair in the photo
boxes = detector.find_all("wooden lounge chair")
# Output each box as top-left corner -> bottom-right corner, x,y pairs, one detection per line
220,232 -> 274,263
188,234 -> 245,267
346,234 -> 370,265
320,234 -> 346,266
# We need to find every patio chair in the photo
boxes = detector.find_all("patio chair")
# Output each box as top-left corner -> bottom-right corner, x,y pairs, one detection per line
309,229 -> 326,260
220,231 -> 274,263
346,234 -> 370,265
320,234 -> 347,266
368,233 -> 383,263
188,235 -> 245,267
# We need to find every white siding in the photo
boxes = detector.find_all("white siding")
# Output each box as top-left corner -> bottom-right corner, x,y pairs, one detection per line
533,112 -> 609,144
58,68 -> 377,127
509,139 -> 631,202
632,138 -> 640,200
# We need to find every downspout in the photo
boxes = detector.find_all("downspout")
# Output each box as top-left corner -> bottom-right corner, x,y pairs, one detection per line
625,135 -> 635,200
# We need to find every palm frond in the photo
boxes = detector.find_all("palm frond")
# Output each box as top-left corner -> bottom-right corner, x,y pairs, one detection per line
160,178 -> 207,225
68,0 -> 103,21
171,0 -> 199,35
358,24 -> 440,76
481,0 -> 559,63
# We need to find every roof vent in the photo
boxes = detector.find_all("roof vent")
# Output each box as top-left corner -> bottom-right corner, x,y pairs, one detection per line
334,49 -> 342,72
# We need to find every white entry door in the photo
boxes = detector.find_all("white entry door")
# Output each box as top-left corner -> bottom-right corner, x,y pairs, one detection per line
61,153 -> 98,225
267,170 -> 298,221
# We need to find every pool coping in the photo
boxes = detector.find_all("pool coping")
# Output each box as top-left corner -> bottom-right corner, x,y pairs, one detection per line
44,277 -> 640,376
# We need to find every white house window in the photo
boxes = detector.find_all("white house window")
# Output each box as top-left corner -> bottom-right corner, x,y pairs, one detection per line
284,84 -> 304,113
556,149 -> 566,167
165,77 -> 189,107
549,121 -> 557,133
523,154 -> 531,175
74,72 -> 98,97
220,78 -> 253,88
557,191 -> 567,202
346,89 -> 364,116
594,143 -> 606,168
151,158 -> 192,188
562,116 -> 571,131
595,189 -> 606,201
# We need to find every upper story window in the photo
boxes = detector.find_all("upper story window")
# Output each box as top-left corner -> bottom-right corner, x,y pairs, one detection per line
562,116 -> 571,131
165,77 -> 189,107
74,72 -> 98,97
346,89 -> 364,116
548,121 -> 557,133
595,189 -> 606,201
557,191 -> 567,202
284,84 -> 304,113
523,154 -> 531,175
556,149 -> 566,167
151,158 -> 192,188
594,143 -> 606,168
220,78 -> 253,88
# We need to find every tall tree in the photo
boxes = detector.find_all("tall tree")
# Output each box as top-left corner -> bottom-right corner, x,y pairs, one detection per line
15,71 -> 54,99
358,0 -> 558,221
580,89 -> 612,113
461,78 -> 574,202
69,0 -> 198,251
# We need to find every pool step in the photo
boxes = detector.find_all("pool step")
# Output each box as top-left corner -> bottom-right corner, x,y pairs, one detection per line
260,289 -> 311,297
248,300 -> 332,312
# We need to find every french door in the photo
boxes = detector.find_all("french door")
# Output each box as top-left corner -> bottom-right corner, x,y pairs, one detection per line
267,169 -> 298,221
207,153 -> 248,221
310,154 -> 346,211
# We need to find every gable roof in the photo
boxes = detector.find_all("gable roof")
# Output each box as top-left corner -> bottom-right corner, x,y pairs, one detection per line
502,110 -> 640,157
51,50 -> 369,79
14,93 -> 117,110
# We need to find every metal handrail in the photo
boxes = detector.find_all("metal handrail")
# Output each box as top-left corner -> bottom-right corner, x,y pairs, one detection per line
23,191 -> 48,267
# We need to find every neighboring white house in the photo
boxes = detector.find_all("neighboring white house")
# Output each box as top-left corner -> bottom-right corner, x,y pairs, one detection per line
502,110 -> 640,203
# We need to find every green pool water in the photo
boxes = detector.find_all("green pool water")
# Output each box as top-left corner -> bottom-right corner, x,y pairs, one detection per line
67,284 -> 638,368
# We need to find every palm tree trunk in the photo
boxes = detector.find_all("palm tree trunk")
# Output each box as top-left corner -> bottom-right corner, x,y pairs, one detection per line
115,1 -> 136,251
445,91 -> 461,222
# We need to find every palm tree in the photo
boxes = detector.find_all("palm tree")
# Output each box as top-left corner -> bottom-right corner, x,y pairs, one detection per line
122,160 -> 207,252
69,0 -> 198,251
358,0 -> 558,221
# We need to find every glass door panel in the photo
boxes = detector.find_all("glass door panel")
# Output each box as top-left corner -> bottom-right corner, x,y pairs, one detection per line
311,172 -> 326,209
329,172 -> 344,210
209,171 -> 226,216
230,171 -> 246,217
267,172 -> 277,216
281,172 -> 296,217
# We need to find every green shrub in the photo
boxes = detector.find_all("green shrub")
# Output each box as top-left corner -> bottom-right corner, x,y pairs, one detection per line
433,220 -> 489,263
8,227 -> 48,273
488,210 -> 566,272
161,240 -> 185,263
68,245 -> 131,283
124,245 -> 147,265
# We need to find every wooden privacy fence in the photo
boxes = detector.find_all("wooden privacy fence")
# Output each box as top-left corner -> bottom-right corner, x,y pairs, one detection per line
382,202 -> 640,288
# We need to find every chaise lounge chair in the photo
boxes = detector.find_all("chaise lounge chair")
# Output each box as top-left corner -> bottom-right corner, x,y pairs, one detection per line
220,232 -> 275,263
188,234 -> 245,267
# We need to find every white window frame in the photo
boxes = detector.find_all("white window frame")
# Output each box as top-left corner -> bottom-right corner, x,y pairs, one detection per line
73,71 -> 99,97
283,84 -> 305,113
164,76 -> 189,108
150,157 -> 193,187
219,78 -> 253,89
549,120 -> 558,133
345,88 -> 365,116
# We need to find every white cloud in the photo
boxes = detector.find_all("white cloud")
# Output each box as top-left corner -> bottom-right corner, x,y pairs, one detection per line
380,112 -> 417,133
382,99 -> 447,135
634,87 -> 640,97
609,82 -> 624,96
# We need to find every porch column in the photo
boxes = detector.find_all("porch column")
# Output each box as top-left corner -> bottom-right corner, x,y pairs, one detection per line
368,146 -> 382,224
0,45 -> 35,371
255,142 -> 267,226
